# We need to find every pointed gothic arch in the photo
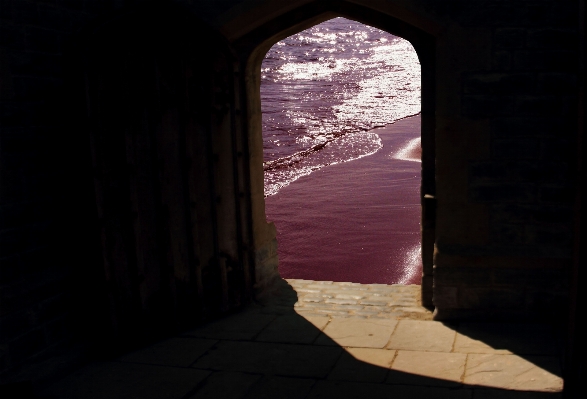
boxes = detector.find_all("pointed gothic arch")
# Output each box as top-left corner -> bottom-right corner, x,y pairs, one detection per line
233,1 -> 438,306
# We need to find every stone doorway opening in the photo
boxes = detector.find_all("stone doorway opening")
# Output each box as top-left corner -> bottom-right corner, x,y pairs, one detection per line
248,14 -> 435,308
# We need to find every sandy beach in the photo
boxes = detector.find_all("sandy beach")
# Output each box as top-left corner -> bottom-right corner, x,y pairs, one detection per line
265,114 -> 422,285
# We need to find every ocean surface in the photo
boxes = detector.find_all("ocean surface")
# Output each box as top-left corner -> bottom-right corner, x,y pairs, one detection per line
261,17 -> 422,284
262,17 -> 421,196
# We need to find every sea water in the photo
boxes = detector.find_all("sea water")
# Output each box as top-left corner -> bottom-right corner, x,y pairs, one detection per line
262,18 -> 422,284
262,17 -> 421,196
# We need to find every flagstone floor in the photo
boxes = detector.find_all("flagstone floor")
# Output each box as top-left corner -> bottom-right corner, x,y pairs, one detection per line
40,279 -> 564,398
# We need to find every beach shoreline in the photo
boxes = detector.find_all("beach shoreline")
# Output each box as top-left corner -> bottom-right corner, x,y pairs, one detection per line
264,114 -> 422,285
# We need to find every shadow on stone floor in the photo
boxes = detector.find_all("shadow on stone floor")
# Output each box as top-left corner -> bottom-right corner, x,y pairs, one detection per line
35,279 -> 563,399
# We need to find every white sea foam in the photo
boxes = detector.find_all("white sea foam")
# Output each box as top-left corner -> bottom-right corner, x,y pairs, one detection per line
261,17 -> 421,196
264,132 -> 382,197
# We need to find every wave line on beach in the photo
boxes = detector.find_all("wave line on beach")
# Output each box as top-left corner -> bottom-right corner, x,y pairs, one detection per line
264,131 -> 382,197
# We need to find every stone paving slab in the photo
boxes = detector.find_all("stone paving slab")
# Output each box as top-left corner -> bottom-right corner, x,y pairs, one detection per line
191,340 -> 342,378
464,354 -> 563,392
388,350 -> 466,387
118,337 -> 217,367
473,388 -> 562,399
387,320 -> 457,352
315,317 -> 398,348
187,371 -> 261,399
256,313 -> 329,344
183,310 -> 277,340
327,348 -> 396,383
41,279 -> 564,398
241,375 -> 316,399
306,380 -> 474,399
44,362 -> 210,399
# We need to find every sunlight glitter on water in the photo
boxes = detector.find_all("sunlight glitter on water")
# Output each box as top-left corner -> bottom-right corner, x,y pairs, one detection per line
397,245 -> 423,285
393,137 -> 422,162
261,17 -> 421,197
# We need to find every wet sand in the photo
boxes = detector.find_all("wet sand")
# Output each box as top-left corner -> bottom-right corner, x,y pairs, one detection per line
264,114 -> 422,285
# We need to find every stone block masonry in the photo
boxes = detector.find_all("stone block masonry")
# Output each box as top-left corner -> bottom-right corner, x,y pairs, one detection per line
284,280 -> 432,320
432,0 -> 577,321
0,0 -> 155,380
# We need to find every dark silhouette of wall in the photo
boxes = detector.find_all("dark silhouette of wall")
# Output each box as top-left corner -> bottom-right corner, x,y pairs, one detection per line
0,0 -> 583,394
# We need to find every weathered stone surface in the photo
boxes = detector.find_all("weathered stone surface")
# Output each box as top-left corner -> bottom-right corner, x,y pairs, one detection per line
316,318 -> 398,348
295,288 -> 322,294
494,28 -> 526,49
328,348 -> 396,383
45,362 -> 210,399
191,341 -> 341,378
359,299 -> 391,306
459,287 -> 525,309
287,280 -> 432,320
324,298 -> 359,305
184,310 -> 276,340
118,337 -> 217,367
256,313 -> 329,344
40,281 -> 563,397
306,380 -> 473,399
396,306 -> 431,314
454,323 -> 559,355
242,376 -> 316,399
299,296 -> 324,303
314,308 -> 355,317
388,350 -> 466,387
353,309 -> 385,316
464,354 -> 563,392
462,73 -> 535,95
434,267 -> 493,286
307,284 -> 335,290
188,371 -> 261,399
387,320 -> 457,352
334,292 -> 368,299
473,388 -> 563,399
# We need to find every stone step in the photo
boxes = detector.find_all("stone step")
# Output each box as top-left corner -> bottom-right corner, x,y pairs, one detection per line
285,279 -> 433,320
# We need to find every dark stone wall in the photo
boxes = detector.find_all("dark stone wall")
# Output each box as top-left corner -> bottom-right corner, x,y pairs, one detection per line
1,0 -> 255,382
564,1 -> 586,397
0,0 -> 583,385
0,0 -> 120,381
428,0 -> 578,320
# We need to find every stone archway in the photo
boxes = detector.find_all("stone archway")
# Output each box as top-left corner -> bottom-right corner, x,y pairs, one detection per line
230,1 -> 438,306
0,0 -> 580,386
76,0 -> 574,337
